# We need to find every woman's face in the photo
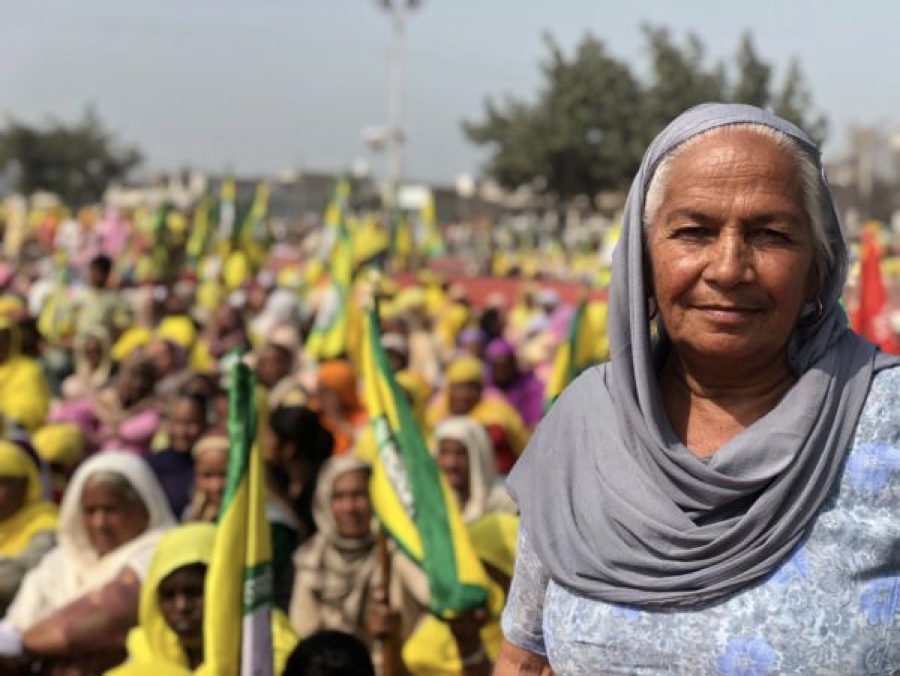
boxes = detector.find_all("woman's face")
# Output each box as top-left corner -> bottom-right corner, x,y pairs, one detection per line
436,438 -> 470,498
83,336 -> 104,371
0,476 -> 28,521
329,470 -> 372,540
194,448 -> 228,511
81,478 -> 150,556
257,344 -> 291,389
169,398 -> 206,454
117,361 -> 155,406
448,381 -> 482,416
158,563 -> 206,643
489,353 -> 517,388
646,128 -> 816,370
147,340 -> 176,377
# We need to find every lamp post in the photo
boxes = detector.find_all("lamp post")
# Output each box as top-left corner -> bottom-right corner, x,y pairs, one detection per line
376,0 -> 421,207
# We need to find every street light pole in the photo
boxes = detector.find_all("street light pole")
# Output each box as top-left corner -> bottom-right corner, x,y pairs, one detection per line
377,0 -> 420,208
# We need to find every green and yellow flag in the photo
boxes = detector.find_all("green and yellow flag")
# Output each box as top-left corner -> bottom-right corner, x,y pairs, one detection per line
306,215 -> 353,361
186,195 -> 215,264
545,300 -> 609,409
419,191 -> 445,258
203,361 -> 274,676
361,304 -> 490,618
238,182 -> 270,245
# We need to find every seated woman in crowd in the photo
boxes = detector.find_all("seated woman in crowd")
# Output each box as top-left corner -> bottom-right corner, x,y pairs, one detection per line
289,456 -> 376,641
60,327 -> 114,401
31,423 -> 86,503
433,416 -> 515,523
107,522 -> 297,676
0,452 -> 174,675
315,361 -> 368,457
145,393 -> 210,517
183,432 -> 229,523
426,356 -> 529,475
290,456 -> 428,650
0,440 -> 58,616
0,317 -> 50,433
265,403 -> 334,609
484,339 -> 545,430
92,353 -> 163,455
265,403 -> 334,540
145,336 -> 192,400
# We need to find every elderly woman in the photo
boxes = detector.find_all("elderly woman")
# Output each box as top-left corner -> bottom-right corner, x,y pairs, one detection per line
183,432 -> 229,523
60,327 -> 114,401
426,356 -> 530,474
289,457 -> 428,646
92,353 -> 163,455
0,452 -> 174,674
496,104 -> 900,674
0,441 -> 58,616
433,416 -> 515,523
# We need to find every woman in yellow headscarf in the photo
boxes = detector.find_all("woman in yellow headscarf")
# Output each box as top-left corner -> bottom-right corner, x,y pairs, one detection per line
107,523 -> 298,675
426,356 -> 530,474
0,318 -> 50,433
0,441 -> 57,616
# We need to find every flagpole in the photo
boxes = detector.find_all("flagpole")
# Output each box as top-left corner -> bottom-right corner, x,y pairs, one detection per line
377,527 -> 401,676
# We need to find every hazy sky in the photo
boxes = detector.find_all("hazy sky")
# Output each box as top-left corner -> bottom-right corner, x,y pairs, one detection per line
5,1 -> 900,184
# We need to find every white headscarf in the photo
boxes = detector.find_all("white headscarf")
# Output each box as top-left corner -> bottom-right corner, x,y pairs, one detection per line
434,416 -> 496,524
5,452 -> 175,630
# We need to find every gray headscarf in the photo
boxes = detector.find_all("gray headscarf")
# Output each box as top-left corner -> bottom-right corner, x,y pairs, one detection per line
507,103 -> 900,608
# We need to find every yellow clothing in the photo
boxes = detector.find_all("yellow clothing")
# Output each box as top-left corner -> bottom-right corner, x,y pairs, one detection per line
0,354 -> 50,431
112,326 -> 153,363
156,315 -> 198,350
426,396 -> 530,458
0,440 -> 57,557
402,514 -> 519,675
445,356 -> 484,386
32,423 -> 86,468
110,523 -> 297,675
189,339 -> 217,373
402,612 -> 503,676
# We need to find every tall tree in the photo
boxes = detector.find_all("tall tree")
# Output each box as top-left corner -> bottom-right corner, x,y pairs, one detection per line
772,58 -> 828,146
464,27 -> 828,207
463,33 -> 644,204
731,32 -> 771,107
0,106 -> 142,206
639,25 -> 726,140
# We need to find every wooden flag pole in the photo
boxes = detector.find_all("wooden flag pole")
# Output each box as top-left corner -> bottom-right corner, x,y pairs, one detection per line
377,527 -> 402,676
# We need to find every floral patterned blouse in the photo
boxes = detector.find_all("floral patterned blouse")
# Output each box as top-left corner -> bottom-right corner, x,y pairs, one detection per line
502,367 -> 900,674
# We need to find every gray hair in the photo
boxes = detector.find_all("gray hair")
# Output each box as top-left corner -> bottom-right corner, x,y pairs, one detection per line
83,470 -> 146,509
642,123 -> 834,295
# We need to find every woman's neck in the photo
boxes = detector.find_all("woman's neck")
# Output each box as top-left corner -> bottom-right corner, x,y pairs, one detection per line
659,353 -> 796,457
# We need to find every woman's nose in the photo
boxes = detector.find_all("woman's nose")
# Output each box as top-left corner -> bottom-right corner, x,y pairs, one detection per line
703,232 -> 751,288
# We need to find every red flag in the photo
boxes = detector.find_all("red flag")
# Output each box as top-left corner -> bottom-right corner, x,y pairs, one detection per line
852,227 -> 900,353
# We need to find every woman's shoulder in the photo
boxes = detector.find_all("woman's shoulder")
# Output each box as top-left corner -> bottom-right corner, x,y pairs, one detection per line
860,365 -> 900,427
542,363 -> 610,423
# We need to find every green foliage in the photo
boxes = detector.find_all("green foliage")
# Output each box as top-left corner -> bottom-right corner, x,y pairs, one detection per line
0,106 -> 142,206
731,32 -> 771,107
771,58 -> 828,146
463,27 -> 827,204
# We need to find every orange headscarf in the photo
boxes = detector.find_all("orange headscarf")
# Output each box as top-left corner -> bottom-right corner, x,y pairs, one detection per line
316,360 -> 368,456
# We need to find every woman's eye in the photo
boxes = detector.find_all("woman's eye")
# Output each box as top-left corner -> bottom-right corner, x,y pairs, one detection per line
673,226 -> 712,240
753,228 -> 792,243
